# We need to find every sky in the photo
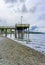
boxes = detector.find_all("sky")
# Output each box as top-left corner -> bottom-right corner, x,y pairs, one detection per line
0,0 -> 45,32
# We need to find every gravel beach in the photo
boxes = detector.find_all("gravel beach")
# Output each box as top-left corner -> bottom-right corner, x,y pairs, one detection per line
0,37 -> 45,65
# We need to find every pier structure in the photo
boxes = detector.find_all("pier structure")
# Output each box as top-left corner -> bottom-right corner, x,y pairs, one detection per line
15,24 -> 30,41
14,16 -> 30,41
0,24 -> 30,41
0,26 -> 15,37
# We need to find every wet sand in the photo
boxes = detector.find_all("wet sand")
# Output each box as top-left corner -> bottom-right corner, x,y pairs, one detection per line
0,37 -> 45,65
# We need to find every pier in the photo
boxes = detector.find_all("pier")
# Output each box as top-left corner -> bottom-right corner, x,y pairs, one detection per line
15,24 -> 30,40
0,24 -> 30,41
0,26 -> 16,37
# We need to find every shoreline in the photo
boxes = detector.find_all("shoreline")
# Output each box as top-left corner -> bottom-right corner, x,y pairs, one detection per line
7,37 -> 45,56
0,36 -> 45,65
7,36 -> 45,55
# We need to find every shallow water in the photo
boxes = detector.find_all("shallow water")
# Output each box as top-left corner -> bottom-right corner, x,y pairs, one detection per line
3,34 -> 45,55
29,34 -> 45,54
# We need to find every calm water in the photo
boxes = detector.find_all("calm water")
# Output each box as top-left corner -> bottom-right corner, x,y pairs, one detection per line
29,34 -> 45,54
3,34 -> 45,55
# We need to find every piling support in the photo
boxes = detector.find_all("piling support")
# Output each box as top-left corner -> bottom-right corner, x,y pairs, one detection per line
18,31 -> 20,39
5,29 -> 7,37
21,30 -> 24,39
28,27 -> 29,42
26,29 -> 27,41
10,29 -> 12,37
15,29 -> 17,38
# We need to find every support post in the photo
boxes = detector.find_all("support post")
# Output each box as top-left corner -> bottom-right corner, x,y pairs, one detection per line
15,29 -> 17,38
27,27 -> 29,43
10,29 -> 12,37
21,30 -> 24,39
18,31 -> 20,39
28,27 -> 29,42
5,29 -> 7,37
26,29 -> 27,41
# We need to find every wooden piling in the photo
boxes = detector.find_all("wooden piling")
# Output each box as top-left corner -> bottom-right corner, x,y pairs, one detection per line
5,29 -> 7,37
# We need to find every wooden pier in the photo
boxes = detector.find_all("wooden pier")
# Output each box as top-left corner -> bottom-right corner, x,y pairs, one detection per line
0,26 -> 15,37
15,24 -> 30,40
0,24 -> 30,41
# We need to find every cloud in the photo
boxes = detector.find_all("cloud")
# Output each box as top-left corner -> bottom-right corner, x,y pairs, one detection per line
30,3 -> 40,13
29,1 -> 42,13
21,4 -> 28,13
7,5 -> 14,8
31,25 -> 38,31
38,14 -> 45,20
0,19 -> 7,26
1,0 -> 45,32
29,5 -> 37,13
4,0 -> 17,3
20,0 -> 26,3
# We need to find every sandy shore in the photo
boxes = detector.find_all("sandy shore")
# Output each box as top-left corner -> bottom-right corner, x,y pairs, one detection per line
0,37 -> 45,65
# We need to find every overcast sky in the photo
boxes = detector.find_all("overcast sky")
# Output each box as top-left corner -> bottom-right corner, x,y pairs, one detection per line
0,0 -> 45,32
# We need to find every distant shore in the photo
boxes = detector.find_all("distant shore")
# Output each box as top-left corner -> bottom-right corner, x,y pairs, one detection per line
0,36 -> 45,65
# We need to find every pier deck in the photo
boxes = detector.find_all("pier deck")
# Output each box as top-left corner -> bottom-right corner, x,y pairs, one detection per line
15,24 -> 29,30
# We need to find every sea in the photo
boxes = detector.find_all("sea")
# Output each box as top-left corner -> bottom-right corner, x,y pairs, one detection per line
3,34 -> 45,55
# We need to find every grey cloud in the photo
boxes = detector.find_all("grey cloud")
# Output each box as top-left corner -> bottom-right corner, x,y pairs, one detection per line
7,5 -> 14,8
38,14 -> 45,20
29,2 -> 40,13
0,19 -> 7,26
21,4 -> 28,13
4,0 -> 17,3
12,4 -> 28,13
30,6 -> 37,13
20,0 -> 26,3
31,25 -> 38,31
